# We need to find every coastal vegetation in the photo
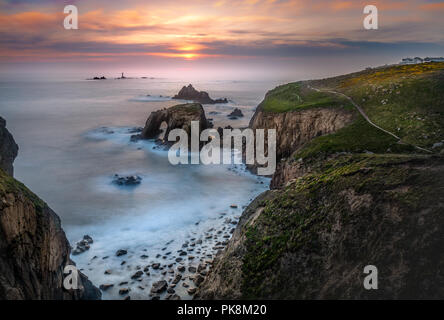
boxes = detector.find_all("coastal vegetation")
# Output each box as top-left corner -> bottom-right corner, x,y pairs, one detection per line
198,62 -> 444,300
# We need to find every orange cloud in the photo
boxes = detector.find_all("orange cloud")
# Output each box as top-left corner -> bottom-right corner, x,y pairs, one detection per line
420,2 -> 444,11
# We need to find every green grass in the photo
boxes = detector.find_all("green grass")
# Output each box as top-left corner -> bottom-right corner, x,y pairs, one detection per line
260,62 -> 444,159
294,116 -> 414,160
0,168 -> 46,213
310,62 -> 444,150
261,82 -> 353,113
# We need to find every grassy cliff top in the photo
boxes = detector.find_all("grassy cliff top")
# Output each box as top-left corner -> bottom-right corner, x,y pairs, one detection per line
0,169 -> 46,213
261,62 -> 444,158
261,82 -> 353,113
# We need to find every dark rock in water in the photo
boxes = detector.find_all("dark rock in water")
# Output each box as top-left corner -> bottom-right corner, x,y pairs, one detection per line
172,274 -> 182,284
177,265 -> 185,272
113,174 -> 142,186
139,103 -> 209,150
173,84 -> 228,104
151,295 -> 160,300
227,108 -> 244,119
119,288 -> 130,295
130,134 -> 142,142
188,266 -> 197,273
152,263 -> 160,269
99,284 -> 114,291
150,280 -> 168,293
72,235 -> 94,255
91,76 -> 106,80
131,271 -> 143,279
83,235 -> 93,244
124,295 -> 131,300
116,249 -> 127,256
127,127 -> 143,134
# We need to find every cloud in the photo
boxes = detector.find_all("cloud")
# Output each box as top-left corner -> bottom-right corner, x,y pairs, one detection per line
0,0 -> 443,65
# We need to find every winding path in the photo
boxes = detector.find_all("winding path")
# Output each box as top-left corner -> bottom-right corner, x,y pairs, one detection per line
307,84 -> 432,153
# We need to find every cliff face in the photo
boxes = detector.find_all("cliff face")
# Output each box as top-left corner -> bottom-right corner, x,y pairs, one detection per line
197,64 -> 444,300
249,104 -> 354,161
0,117 -> 18,176
198,154 -> 444,299
0,118 -> 100,300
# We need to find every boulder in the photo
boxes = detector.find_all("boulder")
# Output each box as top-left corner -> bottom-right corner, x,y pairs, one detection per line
131,271 -> 143,279
116,249 -> 127,256
150,280 -> 168,294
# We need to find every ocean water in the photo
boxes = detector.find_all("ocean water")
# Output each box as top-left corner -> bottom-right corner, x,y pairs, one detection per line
0,77 -> 282,299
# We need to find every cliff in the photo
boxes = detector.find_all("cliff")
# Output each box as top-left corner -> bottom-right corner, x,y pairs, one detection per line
0,118 -> 100,300
197,62 -> 444,299
0,117 -> 18,176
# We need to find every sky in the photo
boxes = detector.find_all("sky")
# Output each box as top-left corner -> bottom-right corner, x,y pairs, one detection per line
0,0 -> 444,80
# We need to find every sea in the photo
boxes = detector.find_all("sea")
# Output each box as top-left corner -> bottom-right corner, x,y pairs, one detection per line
0,76 -> 285,299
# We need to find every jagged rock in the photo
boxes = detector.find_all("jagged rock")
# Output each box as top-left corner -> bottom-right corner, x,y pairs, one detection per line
227,108 -> 244,119
173,84 -> 228,104
83,235 -> 93,244
0,117 -> 18,176
150,280 -> 167,294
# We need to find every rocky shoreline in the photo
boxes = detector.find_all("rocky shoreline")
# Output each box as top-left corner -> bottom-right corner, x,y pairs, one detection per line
75,201 -> 252,300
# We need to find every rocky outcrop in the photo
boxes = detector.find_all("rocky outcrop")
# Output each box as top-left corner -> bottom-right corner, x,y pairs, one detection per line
228,108 -> 244,119
0,118 -> 100,300
0,117 -> 18,176
140,103 -> 209,146
173,84 -> 228,104
198,154 -> 444,299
